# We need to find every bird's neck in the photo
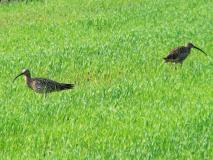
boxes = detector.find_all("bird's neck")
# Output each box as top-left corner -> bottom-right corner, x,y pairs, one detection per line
24,75 -> 31,85
187,47 -> 192,53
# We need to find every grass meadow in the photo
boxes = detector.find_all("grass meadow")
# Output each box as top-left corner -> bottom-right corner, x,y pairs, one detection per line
0,0 -> 212,159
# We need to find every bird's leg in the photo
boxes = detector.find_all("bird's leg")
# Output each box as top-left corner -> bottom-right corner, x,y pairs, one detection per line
43,86 -> 48,98
44,92 -> 48,98
173,63 -> 177,70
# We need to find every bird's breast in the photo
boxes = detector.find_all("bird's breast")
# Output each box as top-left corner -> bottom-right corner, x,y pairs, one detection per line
30,80 -> 45,93
179,51 -> 189,60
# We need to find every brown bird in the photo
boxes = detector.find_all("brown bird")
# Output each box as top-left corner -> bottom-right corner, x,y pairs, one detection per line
13,69 -> 74,97
164,42 -> 207,64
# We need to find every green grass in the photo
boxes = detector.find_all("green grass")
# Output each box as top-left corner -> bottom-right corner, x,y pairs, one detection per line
0,0 -> 212,159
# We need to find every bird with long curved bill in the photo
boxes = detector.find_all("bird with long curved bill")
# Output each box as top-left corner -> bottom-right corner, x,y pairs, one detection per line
163,42 -> 207,64
13,69 -> 74,97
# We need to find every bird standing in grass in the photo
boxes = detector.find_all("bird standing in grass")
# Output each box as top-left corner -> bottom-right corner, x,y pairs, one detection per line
164,42 -> 207,65
13,69 -> 74,97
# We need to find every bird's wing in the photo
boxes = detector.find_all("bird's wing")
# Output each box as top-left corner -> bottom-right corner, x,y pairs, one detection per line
32,78 -> 72,92
32,78 -> 60,91
166,46 -> 185,59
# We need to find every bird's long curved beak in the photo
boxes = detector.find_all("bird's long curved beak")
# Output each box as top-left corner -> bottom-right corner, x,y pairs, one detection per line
13,73 -> 23,82
193,46 -> 207,56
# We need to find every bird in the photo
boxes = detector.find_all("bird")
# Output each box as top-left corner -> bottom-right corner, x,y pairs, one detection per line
13,69 -> 74,97
163,42 -> 207,64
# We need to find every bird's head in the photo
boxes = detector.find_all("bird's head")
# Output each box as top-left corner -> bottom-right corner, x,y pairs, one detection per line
13,69 -> 31,82
187,42 -> 207,56
187,42 -> 194,48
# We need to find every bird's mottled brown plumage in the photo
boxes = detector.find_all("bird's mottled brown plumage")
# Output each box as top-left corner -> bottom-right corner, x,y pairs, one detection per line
13,69 -> 74,96
164,42 -> 207,64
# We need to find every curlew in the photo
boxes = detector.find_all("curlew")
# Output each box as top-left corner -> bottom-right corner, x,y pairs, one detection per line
13,69 -> 74,97
164,42 -> 207,64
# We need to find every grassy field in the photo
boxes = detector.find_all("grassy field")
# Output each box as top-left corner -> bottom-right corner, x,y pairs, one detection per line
0,0 -> 212,159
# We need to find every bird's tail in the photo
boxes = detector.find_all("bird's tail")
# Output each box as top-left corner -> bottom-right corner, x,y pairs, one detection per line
59,83 -> 75,90
163,57 -> 169,63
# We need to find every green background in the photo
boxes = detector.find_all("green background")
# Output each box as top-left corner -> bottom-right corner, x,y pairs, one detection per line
0,0 -> 212,159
